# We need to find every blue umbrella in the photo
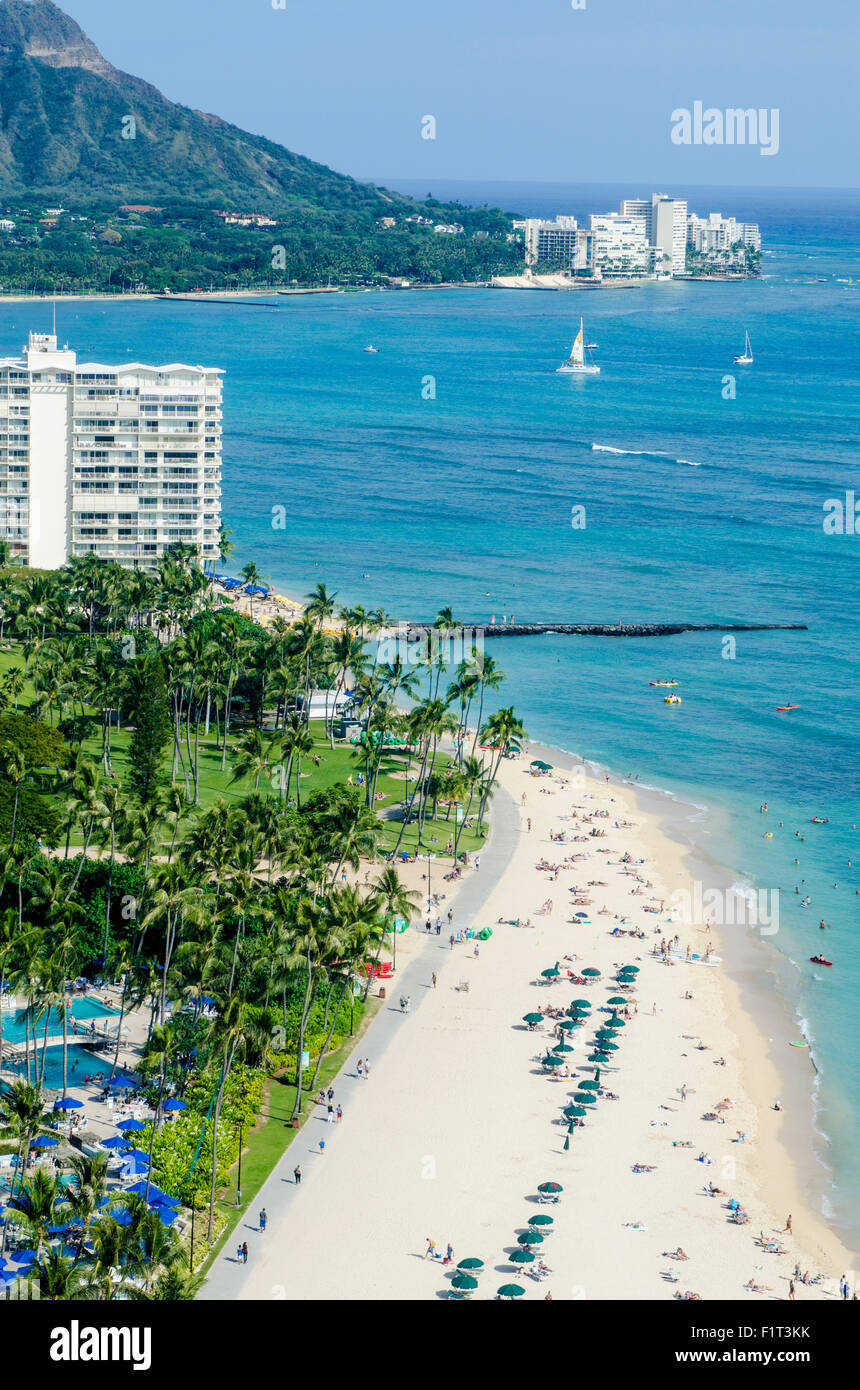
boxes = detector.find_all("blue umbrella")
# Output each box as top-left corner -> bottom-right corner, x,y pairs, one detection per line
120,1149 -> 151,1166
31,1135 -> 59,1148
162,1099 -> 186,1112
119,1159 -> 150,1178
102,1135 -> 132,1150
124,1181 -> 179,1207
150,1202 -> 179,1227
11,1248 -> 39,1263
53,1097 -> 84,1110
116,1118 -> 147,1132
109,1076 -> 136,1089
47,1223 -> 70,1236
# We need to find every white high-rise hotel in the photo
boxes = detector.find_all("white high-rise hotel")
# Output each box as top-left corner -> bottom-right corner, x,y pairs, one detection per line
0,333 -> 222,569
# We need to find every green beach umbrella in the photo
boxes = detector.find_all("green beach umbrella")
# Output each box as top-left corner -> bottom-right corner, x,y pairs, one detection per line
541,968 -> 560,979
530,760 -> 553,770
538,1182 -> 563,1193
588,1052 -> 607,1062
529,1215 -> 554,1228
607,996 -> 627,1006
457,1258 -> 484,1271
523,1013 -> 544,1025
573,1092 -> 597,1105
577,1080 -> 600,1090
497,1284 -> 525,1299
605,1019 -> 625,1030
563,1105 -> 586,1119
558,1019 -> 579,1032
542,1055 -> 563,1068
582,968 -> 601,978
597,1040 -> 619,1051
621,965 -> 640,973
594,1030 -> 616,1042
518,1231 -> 543,1246
570,999 -> 591,1009
563,1134 -> 570,1151
552,1042 -> 574,1055
451,1273 -> 479,1291
510,1248 -> 535,1264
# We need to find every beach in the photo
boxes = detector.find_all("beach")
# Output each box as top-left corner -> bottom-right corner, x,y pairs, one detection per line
202,751 -> 856,1301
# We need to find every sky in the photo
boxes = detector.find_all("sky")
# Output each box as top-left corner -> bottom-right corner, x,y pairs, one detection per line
57,0 -> 858,189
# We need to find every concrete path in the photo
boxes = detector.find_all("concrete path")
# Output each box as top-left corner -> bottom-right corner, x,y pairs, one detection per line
198,783 -> 520,1299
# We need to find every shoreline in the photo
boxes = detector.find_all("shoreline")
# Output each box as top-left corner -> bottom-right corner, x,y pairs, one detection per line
520,736 -> 858,1275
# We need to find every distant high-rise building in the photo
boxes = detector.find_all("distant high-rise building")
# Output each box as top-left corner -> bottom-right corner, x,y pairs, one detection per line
619,194 -> 687,274
0,333 -> 222,569
588,214 -> 650,274
515,216 -> 579,267
687,212 -> 761,254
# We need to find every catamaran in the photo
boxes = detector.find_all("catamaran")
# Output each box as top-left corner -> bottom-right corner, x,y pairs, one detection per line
733,330 -> 753,365
558,318 -> 600,375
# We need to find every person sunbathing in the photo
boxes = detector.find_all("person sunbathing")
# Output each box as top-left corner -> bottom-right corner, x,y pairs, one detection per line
744,1279 -> 772,1293
664,1248 -> 689,1260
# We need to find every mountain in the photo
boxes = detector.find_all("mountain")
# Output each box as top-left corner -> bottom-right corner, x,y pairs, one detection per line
0,0 -> 412,211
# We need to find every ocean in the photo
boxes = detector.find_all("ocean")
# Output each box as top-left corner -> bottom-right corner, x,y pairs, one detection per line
4,181 -> 858,1242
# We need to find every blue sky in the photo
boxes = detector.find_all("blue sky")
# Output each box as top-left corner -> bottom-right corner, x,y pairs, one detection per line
60,0 -> 857,187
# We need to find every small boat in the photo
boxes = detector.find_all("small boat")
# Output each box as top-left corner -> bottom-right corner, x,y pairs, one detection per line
810,816 -> 829,824
733,330 -> 753,365
776,704 -> 799,711
664,694 -> 682,705
650,680 -> 678,687
558,318 -> 600,375
809,956 -> 832,967
586,341 -> 598,349
364,345 -> 379,353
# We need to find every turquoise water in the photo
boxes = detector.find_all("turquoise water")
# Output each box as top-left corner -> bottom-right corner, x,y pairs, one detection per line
2,184 -> 858,1239
1,999 -> 117,1045
2,1045 -> 115,1091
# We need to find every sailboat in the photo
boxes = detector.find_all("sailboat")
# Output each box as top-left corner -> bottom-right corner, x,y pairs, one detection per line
558,318 -> 600,375
733,330 -> 753,365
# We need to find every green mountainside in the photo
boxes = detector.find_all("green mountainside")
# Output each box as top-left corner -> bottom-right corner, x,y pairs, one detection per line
0,0 -> 523,290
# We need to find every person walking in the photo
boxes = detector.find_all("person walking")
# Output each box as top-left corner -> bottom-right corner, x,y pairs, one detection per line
680,1084 -> 687,1102
449,933 -> 455,949
431,972 -> 437,988
447,909 -> 453,925
336,1103 -> 343,1123
294,1164 -> 302,1185
527,818 -> 532,833
327,1102 -> 335,1123
363,1058 -> 370,1079
425,1237 -> 437,1260
259,1208 -> 267,1233
783,1214 -> 792,1234
357,1059 -> 363,1079
241,1242 -> 249,1265
435,919 -> 442,935
319,1139 -> 326,1155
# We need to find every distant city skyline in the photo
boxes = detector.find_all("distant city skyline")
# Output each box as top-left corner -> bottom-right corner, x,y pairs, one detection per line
60,0 -> 857,189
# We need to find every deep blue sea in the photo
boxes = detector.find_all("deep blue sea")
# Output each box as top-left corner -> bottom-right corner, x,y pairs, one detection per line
4,182 -> 858,1240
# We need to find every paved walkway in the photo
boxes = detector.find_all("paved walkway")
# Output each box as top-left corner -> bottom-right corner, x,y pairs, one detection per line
199,782 -> 520,1299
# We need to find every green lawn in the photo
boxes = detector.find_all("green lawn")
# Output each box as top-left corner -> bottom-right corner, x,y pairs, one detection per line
0,641 -> 489,858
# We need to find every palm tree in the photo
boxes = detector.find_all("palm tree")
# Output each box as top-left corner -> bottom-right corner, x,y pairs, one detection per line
0,1080 -> 47,1254
470,653 -> 505,757
204,992 -> 272,1243
367,866 -> 421,982
0,746 -> 27,847
477,706 -> 526,827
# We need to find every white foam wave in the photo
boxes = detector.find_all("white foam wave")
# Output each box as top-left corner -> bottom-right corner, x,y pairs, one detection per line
592,444 -> 703,467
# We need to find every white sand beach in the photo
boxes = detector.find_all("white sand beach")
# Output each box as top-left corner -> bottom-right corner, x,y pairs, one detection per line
204,755 -> 857,1302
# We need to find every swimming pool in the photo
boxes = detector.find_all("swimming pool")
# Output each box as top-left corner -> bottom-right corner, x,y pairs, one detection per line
0,998 -> 118,1045
1,1045 -> 117,1091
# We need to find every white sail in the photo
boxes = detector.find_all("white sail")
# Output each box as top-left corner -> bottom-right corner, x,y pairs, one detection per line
568,319 -> 586,366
